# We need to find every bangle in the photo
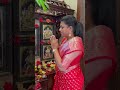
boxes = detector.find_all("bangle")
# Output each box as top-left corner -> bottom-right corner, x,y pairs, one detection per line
53,49 -> 57,52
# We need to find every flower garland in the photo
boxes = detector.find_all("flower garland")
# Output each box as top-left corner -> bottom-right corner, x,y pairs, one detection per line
35,58 -> 55,81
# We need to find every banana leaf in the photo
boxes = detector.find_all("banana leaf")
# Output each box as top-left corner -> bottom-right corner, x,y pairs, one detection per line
35,0 -> 49,11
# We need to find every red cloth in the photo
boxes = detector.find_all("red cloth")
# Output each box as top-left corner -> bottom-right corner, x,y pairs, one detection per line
53,67 -> 84,90
3,82 -> 13,90
53,37 -> 84,90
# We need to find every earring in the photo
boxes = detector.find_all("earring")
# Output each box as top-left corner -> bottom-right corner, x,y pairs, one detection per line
69,34 -> 71,37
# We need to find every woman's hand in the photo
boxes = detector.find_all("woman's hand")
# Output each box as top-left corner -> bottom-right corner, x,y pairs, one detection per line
50,35 -> 59,49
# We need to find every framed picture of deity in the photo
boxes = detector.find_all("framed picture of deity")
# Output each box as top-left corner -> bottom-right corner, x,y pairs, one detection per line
41,45 -> 54,60
40,23 -> 55,40
19,0 -> 34,32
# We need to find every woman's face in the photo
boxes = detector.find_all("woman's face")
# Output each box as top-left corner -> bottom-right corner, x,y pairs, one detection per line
59,21 -> 70,37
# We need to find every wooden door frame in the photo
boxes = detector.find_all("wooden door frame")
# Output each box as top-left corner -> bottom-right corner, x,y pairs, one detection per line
77,0 -> 81,20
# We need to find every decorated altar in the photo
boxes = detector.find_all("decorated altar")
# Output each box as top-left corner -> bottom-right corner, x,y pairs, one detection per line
34,0 -> 74,89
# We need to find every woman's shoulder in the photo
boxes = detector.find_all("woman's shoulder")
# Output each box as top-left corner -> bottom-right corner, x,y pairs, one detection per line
70,37 -> 83,44
68,37 -> 84,51
87,25 -> 112,32
86,25 -> 113,36
95,25 -> 113,37
96,25 -> 112,31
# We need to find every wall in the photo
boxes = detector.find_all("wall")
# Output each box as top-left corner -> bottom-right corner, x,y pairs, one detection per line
64,0 -> 77,17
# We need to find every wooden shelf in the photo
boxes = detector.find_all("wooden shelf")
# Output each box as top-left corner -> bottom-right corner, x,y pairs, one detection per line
48,3 -> 74,15
35,11 -> 66,17
35,3 -> 74,17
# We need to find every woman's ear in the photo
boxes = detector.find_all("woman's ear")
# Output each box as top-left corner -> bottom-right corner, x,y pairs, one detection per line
69,26 -> 72,30
69,26 -> 73,32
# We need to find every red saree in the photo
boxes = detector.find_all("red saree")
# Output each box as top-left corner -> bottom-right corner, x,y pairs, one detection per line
53,37 -> 84,90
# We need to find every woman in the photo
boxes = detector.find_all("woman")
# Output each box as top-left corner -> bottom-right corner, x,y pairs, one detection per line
85,0 -> 116,90
50,15 -> 84,90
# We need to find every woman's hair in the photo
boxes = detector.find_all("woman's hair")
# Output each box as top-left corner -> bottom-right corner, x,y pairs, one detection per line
61,15 -> 83,39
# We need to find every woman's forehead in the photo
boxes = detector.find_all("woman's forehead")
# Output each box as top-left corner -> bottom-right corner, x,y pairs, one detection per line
60,21 -> 66,25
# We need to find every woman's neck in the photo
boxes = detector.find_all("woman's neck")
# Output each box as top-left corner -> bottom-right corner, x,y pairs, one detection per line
67,35 -> 74,41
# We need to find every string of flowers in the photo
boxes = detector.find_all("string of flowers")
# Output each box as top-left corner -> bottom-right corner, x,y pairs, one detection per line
35,58 -> 55,81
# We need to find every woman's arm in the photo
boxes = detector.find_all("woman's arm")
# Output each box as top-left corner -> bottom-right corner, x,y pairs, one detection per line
53,49 -> 65,72
53,49 -> 82,73
50,35 -> 83,73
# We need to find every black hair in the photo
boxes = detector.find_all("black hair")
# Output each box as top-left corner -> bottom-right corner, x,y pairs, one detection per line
60,15 -> 83,39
